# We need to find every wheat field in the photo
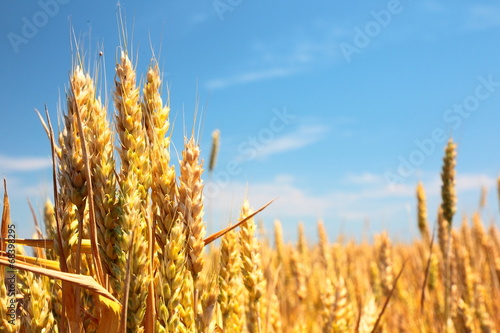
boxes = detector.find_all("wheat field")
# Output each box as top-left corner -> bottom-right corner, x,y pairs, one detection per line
1,42 -> 500,333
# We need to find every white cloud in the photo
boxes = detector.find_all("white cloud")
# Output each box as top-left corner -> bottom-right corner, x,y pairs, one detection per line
189,13 -> 209,26
3,176 -> 52,199
205,175 -> 332,224
456,173 -> 496,192
344,172 -> 385,185
254,124 -> 328,159
206,173 -> 409,228
206,67 -> 296,90
420,0 -> 446,13
251,34 -> 342,68
205,22 -> 347,90
465,5 -> 500,31
0,155 -> 51,172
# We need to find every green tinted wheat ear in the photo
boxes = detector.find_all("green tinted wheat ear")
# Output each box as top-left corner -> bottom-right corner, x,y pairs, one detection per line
441,139 -> 457,228
114,51 -> 151,331
417,181 -> 430,242
239,199 -> 265,333
208,129 -> 220,173
156,216 -> 189,333
427,252 -> 438,291
179,274 -> 195,331
18,269 -> 57,332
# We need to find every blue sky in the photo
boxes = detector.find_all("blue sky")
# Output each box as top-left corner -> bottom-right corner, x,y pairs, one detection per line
1,1 -> 500,242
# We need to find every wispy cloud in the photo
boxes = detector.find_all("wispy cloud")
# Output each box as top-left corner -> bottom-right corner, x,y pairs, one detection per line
344,171 -> 496,198
206,67 -> 296,90
0,154 -> 51,172
206,175 -> 332,223
189,13 -> 209,26
205,22 -> 346,90
208,173 -> 406,221
254,124 -> 328,159
420,0 -> 446,13
344,172 -> 385,185
465,5 -> 500,31
250,28 -> 344,68
456,173 -> 496,192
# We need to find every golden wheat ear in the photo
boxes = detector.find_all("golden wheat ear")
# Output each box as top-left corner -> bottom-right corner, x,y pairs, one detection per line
218,221 -> 244,332
177,136 -> 206,330
114,50 -> 151,331
239,199 -> 266,333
